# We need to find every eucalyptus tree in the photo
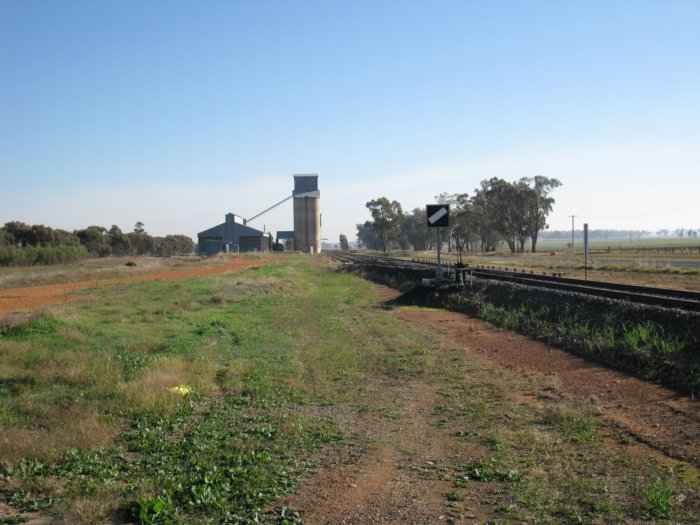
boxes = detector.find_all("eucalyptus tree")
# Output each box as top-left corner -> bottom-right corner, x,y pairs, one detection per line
521,175 -> 561,252
476,178 -> 524,253
402,208 -> 432,250
365,197 -> 405,252
108,225 -> 131,256
356,221 -> 379,250
469,188 -> 500,252
75,226 -> 111,257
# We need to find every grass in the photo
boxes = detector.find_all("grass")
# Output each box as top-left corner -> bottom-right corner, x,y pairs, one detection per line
1,254 -> 699,523
399,245 -> 700,287
0,255 -> 205,290
0,255 -> 429,523
639,474 -> 675,519
474,299 -> 694,390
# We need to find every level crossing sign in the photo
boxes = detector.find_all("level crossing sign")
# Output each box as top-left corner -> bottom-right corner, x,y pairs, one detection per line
426,204 -> 450,228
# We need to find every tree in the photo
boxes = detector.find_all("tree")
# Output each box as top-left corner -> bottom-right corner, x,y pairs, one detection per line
365,197 -> 404,252
521,175 -> 561,253
75,226 -> 111,257
453,201 -> 481,253
3,221 -> 33,247
468,190 -> 499,252
127,231 -> 155,255
339,234 -> 350,250
400,208 -> 431,251
356,221 -> 378,250
108,225 -> 131,256
434,193 -> 470,252
477,178 -> 524,253
0,227 -> 11,247
134,221 -> 145,234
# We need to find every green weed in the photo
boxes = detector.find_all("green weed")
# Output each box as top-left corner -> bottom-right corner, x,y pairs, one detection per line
459,456 -> 520,483
621,322 -> 685,358
542,404 -> 597,443
638,474 -> 674,519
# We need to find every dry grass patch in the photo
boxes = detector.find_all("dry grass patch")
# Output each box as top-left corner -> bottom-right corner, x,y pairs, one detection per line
122,336 -> 158,354
215,359 -> 255,393
59,484 -> 124,525
0,406 -> 120,463
55,326 -> 89,344
119,356 -> 218,414
283,367 -> 326,397
35,351 -> 114,390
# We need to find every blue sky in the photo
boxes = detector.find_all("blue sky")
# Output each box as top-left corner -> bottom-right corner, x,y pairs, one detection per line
2,0 -> 699,243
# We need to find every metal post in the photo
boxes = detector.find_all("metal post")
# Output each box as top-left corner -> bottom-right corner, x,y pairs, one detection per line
436,228 -> 442,279
457,232 -> 462,264
584,223 -> 589,280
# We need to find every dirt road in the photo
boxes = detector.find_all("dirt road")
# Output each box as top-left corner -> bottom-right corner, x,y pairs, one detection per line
0,257 -> 269,314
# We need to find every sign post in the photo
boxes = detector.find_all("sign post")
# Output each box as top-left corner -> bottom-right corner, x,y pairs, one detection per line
426,204 -> 450,280
584,223 -> 589,280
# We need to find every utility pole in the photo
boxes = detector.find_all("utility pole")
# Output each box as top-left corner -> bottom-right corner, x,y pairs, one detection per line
569,215 -> 578,253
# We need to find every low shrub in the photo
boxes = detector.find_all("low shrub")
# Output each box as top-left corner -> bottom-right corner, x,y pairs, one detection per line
0,245 -> 89,266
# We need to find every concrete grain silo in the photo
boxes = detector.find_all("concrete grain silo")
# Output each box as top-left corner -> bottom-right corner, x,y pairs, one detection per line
293,174 -> 321,253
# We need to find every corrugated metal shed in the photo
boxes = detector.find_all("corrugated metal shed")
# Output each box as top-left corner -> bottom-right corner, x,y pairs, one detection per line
198,213 -> 270,255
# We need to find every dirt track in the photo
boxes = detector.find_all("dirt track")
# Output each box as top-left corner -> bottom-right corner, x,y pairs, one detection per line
397,308 -> 700,466
0,258 -> 268,314
283,286 -> 700,524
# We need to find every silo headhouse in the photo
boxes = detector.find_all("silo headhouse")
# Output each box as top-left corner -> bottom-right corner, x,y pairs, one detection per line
293,174 -> 321,254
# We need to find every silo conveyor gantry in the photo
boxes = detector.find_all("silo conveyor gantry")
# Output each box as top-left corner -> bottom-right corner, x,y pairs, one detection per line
243,174 -> 321,254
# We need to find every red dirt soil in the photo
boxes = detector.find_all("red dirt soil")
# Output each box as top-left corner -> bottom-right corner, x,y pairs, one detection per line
0,258 -> 269,314
395,308 -> 700,466
283,286 -> 700,524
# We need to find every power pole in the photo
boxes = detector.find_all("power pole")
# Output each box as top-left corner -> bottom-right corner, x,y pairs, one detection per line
569,215 -> 578,253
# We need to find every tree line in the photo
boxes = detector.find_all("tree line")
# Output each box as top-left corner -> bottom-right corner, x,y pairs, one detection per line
0,221 -> 195,266
540,228 -> 700,240
356,176 -> 561,253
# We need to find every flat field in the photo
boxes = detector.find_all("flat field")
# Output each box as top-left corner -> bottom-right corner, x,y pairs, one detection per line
1,254 -> 699,524
406,241 -> 700,291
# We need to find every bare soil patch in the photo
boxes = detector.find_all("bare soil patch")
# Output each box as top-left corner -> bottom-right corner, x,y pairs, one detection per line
396,307 -> 700,466
282,377 -> 489,525
284,285 -> 700,523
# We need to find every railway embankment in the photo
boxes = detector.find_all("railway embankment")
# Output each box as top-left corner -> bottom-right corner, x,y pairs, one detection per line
341,262 -> 700,394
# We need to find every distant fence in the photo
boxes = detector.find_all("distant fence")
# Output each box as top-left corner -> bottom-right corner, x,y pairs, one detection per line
597,246 -> 700,255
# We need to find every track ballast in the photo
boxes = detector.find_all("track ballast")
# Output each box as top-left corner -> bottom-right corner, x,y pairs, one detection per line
331,252 -> 700,312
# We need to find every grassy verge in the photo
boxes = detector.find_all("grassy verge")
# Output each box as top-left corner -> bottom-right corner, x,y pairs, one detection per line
411,319 -> 700,524
1,255 -> 425,523
351,263 -> 700,394
1,255 -> 699,523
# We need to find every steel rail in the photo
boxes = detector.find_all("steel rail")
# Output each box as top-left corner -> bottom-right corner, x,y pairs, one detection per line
330,252 -> 700,312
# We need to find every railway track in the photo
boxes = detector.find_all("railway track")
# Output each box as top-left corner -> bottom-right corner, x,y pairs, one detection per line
331,252 -> 700,312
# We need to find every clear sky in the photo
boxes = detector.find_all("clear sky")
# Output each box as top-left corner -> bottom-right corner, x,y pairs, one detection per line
2,0 -> 699,243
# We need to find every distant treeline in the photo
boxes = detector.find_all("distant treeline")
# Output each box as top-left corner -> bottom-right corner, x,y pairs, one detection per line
0,221 -> 195,266
540,228 -> 699,240
358,176 -> 562,253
